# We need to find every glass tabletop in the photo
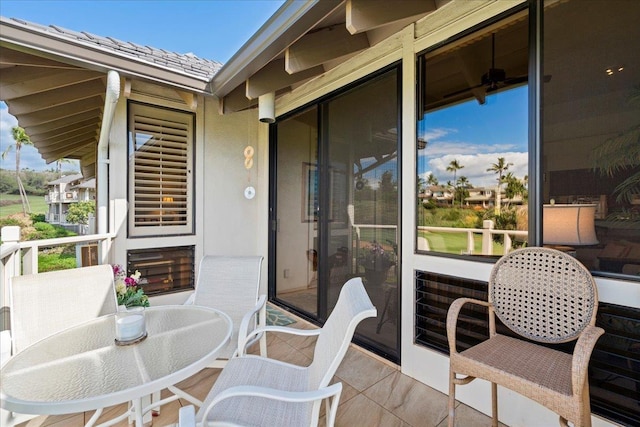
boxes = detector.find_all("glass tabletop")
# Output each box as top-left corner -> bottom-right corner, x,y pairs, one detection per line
0,305 -> 231,415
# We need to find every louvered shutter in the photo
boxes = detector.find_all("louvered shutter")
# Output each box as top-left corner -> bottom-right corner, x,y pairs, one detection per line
128,103 -> 194,236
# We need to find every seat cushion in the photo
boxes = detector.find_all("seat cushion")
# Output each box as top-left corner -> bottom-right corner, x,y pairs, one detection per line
197,356 -> 313,426
456,334 -> 573,396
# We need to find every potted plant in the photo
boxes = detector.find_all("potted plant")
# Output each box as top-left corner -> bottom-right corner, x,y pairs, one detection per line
113,264 -> 149,308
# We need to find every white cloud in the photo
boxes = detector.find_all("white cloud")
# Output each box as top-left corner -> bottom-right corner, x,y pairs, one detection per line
1,103 -> 78,172
428,151 -> 528,188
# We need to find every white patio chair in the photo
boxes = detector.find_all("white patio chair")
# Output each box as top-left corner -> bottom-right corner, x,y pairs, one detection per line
185,255 -> 267,366
150,256 -> 266,417
178,277 -> 377,427
8,263 -> 117,355
2,264 -> 117,426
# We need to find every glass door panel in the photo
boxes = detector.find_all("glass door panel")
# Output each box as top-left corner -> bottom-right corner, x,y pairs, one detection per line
272,68 -> 400,361
326,69 -> 399,357
274,107 -> 318,317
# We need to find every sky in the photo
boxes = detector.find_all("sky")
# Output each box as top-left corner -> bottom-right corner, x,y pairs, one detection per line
0,0 -> 286,172
418,85 -> 528,188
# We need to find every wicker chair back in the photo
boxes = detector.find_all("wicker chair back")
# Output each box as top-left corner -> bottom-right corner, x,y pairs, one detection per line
489,247 -> 598,344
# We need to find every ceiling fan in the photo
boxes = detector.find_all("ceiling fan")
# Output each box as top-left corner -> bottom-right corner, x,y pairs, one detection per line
444,33 -> 529,101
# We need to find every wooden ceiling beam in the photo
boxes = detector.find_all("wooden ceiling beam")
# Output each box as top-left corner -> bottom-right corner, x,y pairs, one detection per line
17,97 -> 103,127
246,59 -> 323,100
0,68 -> 103,100
220,84 -> 257,115
41,138 -> 95,163
26,118 -> 97,138
23,109 -> 100,135
34,129 -> 98,151
285,26 -> 368,74
175,90 -> 197,110
7,79 -> 105,115
346,0 -> 437,35
39,137 -> 94,157
0,48 -> 79,69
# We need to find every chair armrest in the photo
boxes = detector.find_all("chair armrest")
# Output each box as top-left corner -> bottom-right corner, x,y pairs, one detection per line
238,323 -> 321,356
184,293 -> 195,305
571,325 -> 605,395
1,329 -> 12,366
446,298 -> 490,354
179,405 -> 196,427
237,295 -> 267,356
198,383 -> 343,423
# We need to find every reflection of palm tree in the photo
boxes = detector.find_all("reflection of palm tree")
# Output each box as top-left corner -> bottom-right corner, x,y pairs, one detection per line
503,172 -> 527,206
1,126 -> 33,214
487,157 -> 513,213
447,160 -> 463,205
457,176 -> 470,206
592,85 -> 640,204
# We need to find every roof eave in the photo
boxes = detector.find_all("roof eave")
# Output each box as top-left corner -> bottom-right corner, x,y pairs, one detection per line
210,0 -> 343,98
0,17 -> 213,94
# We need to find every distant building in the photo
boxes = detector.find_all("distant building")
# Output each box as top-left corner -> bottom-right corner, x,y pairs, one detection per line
45,174 -> 95,225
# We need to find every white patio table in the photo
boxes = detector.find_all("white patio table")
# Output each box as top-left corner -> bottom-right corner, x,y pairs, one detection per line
0,305 -> 232,427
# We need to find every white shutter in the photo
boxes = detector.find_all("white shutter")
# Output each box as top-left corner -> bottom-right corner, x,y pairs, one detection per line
128,104 -> 193,236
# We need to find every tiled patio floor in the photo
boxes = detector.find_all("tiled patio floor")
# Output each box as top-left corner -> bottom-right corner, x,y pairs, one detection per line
15,309 -> 501,427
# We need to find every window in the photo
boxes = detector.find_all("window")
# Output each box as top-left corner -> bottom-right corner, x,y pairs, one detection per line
416,13 -> 529,257
542,0 -> 640,277
128,103 -> 194,237
127,246 -> 194,295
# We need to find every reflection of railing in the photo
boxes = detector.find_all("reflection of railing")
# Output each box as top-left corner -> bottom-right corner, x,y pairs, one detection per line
418,220 -> 528,255
351,221 -> 527,256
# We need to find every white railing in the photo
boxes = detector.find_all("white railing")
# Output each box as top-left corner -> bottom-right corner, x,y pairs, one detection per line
0,226 -> 115,329
418,220 -> 528,255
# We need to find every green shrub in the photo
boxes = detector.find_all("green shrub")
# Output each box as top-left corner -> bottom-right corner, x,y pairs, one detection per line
30,213 -> 46,223
39,251 -> 77,272
25,222 -> 75,240
0,217 -> 23,228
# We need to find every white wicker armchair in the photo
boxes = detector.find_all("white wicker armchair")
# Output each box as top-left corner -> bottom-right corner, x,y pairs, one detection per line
178,277 -> 377,427
447,247 -> 605,427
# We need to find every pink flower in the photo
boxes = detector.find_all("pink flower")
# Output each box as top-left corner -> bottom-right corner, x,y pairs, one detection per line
124,276 -> 137,287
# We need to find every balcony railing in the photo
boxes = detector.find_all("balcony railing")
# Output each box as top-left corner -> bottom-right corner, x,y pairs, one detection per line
0,226 -> 115,332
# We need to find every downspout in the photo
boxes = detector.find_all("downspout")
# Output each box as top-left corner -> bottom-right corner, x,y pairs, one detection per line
97,70 -> 120,234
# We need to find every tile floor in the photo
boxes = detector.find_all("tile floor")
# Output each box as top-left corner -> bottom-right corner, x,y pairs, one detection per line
13,309 -> 501,427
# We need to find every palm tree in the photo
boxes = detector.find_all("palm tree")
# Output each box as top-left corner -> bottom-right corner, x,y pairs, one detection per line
447,160 -> 464,205
1,126 -> 33,214
486,157 -> 513,213
427,173 -> 439,186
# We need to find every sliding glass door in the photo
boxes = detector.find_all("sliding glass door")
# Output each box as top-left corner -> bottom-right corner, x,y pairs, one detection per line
271,67 -> 400,361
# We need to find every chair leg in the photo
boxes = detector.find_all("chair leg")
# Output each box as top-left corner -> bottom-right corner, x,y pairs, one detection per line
151,391 -> 161,415
579,378 -> 593,427
448,369 -> 457,427
491,382 -> 498,427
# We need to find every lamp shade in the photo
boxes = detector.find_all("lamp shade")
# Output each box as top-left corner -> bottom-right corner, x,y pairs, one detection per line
543,204 -> 599,245
258,92 -> 275,123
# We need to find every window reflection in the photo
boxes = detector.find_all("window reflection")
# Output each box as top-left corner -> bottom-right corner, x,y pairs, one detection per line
543,0 -> 640,276
416,15 -> 529,256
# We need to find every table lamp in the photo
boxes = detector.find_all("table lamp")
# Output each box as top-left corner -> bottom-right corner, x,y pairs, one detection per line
543,203 -> 599,252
